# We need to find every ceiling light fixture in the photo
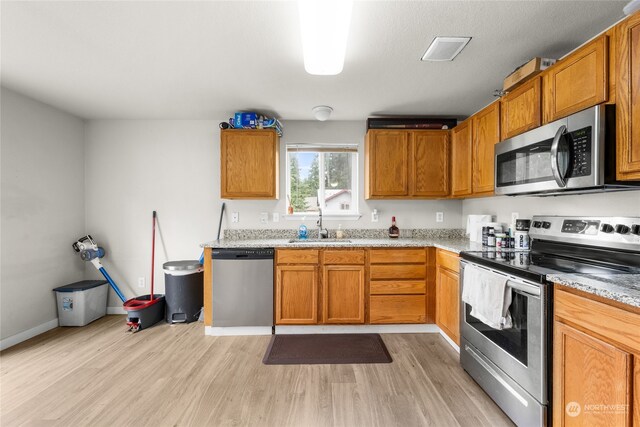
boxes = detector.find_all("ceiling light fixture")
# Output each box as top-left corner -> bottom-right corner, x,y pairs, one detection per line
312,105 -> 333,121
624,0 -> 640,15
421,36 -> 472,62
298,0 -> 353,75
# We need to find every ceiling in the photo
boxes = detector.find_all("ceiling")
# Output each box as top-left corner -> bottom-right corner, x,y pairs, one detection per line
0,1 -> 628,121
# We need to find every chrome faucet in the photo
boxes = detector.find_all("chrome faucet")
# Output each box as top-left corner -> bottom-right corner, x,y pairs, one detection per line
317,204 -> 329,239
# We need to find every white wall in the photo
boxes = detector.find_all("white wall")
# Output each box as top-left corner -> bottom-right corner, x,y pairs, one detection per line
462,191 -> 640,226
84,119 -> 463,306
1,87 -> 86,342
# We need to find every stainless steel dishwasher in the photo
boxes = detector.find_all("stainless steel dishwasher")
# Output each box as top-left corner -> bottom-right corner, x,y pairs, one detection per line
211,248 -> 274,330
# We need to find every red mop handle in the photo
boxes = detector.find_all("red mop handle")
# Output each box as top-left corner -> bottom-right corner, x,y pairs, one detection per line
150,211 -> 156,302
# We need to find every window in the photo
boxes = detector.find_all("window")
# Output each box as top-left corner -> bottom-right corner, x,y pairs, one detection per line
286,144 -> 358,216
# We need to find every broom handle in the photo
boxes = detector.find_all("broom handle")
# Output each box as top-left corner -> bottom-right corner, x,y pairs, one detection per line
150,211 -> 156,301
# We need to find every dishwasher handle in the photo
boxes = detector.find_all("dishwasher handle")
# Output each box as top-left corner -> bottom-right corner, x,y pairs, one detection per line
211,248 -> 274,260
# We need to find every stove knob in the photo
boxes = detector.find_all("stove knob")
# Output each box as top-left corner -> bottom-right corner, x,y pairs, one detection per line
615,224 -> 630,235
600,223 -> 614,233
632,224 -> 640,236
542,221 -> 551,229
532,221 -> 542,228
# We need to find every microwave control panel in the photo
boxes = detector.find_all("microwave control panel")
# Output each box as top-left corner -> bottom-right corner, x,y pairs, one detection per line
568,126 -> 592,177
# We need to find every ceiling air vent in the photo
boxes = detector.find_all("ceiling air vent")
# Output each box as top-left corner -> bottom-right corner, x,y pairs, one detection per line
421,37 -> 471,62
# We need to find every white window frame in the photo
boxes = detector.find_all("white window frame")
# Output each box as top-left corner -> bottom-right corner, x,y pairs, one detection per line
285,144 -> 360,220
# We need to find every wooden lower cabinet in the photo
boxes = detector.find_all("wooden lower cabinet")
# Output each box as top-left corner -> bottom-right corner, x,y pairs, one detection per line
436,266 -> 460,345
553,287 -> 639,426
368,248 -> 428,324
275,265 -> 318,324
435,249 -> 460,345
322,265 -> 365,324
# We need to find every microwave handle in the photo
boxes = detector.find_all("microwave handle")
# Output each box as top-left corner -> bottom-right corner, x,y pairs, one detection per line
550,125 -> 568,187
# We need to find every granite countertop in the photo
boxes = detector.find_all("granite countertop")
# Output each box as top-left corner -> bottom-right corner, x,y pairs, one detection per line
201,236 -> 485,254
548,273 -> 640,309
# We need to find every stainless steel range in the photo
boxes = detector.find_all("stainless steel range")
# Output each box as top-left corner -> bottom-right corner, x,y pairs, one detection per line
459,216 -> 640,426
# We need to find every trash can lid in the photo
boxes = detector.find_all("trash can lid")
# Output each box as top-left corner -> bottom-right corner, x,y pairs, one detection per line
163,260 -> 202,271
53,280 -> 107,292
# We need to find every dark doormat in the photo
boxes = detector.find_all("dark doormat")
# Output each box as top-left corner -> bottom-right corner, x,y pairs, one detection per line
262,333 -> 392,365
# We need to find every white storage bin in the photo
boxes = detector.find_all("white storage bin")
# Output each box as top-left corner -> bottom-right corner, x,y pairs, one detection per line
53,280 -> 108,326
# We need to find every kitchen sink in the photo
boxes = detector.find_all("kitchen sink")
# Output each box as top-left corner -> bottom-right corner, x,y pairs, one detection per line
288,239 -> 351,243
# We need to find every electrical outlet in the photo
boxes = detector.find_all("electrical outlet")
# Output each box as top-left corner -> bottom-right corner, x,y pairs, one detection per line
138,277 -> 145,288
232,212 -> 239,223
371,209 -> 379,223
511,212 -> 520,224
260,212 -> 268,224
436,212 -> 444,223
272,212 -> 279,222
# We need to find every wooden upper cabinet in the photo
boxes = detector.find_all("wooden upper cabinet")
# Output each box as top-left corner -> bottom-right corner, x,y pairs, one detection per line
616,12 -> 640,180
411,131 -> 449,197
451,120 -> 473,197
472,102 -> 501,195
220,129 -> 279,199
543,35 -> 609,123
365,129 -> 450,199
322,265 -> 365,324
500,76 -> 542,140
365,130 -> 410,198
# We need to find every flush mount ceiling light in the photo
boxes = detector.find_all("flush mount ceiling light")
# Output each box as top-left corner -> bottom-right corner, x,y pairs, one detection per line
624,0 -> 640,15
421,36 -> 472,62
312,105 -> 333,121
298,0 -> 353,75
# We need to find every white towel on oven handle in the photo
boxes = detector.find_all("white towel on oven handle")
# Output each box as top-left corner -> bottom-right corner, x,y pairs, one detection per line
461,264 -> 513,330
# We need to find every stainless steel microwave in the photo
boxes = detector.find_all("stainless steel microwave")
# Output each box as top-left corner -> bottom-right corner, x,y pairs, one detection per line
494,105 -> 640,196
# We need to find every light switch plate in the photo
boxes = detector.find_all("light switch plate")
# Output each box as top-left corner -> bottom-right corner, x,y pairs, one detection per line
260,212 -> 269,224
272,212 -> 279,222
232,212 -> 239,223
371,209 -> 379,223
138,277 -> 145,288
511,212 -> 519,224
436,212 -> 444,222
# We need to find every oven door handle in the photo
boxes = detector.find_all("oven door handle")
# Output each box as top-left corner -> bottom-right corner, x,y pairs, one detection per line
464,344 -> 530,408
550,125 -> 568,188
461,261 -> 541,297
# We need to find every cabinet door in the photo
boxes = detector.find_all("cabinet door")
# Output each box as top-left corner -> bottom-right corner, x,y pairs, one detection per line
322,265 -> 365,324
275,265 -> 318,324
553,321 -> 631,426
472,102 -> 500,195
543,35 -> 609,123
435,266 -> 460,345
501,77 -> 542,140
451,120 -> 473,197
616,12 -> 640,180
221,130 -> 279,199
365,130 -> 409,198
411,131 -> 449,197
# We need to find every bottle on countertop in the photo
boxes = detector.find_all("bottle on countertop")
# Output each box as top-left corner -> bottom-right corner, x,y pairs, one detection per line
388,216 -> 400,239
487,227 -> 496,247
336,224 -> 344,239
298,224 -> 308,240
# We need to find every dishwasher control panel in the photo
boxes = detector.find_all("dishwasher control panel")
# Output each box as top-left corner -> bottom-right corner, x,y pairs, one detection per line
212,248 -> 274,259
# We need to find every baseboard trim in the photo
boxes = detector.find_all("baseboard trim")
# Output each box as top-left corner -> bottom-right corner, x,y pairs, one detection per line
439,330 -> 460,353
205,326 -> 273,336
0,318 -> 59,351
275,324 -> 440,334
107,307 -> 126,315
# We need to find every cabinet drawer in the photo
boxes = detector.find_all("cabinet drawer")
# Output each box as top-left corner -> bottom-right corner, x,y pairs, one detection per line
369,295 -> 426,324
370,264 -> 425,280
370,280 -> 426,295
555,287 -> 640,353
369,249 -> 426,264
322,250 -> 365,265
436,249 -> 460,273
276,249 -> 319,265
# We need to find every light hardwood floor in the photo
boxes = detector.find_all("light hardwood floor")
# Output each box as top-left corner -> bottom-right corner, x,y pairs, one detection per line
1,316 -> 513,427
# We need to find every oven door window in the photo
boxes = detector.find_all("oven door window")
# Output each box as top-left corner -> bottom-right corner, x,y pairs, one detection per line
464,289 -> 528,366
